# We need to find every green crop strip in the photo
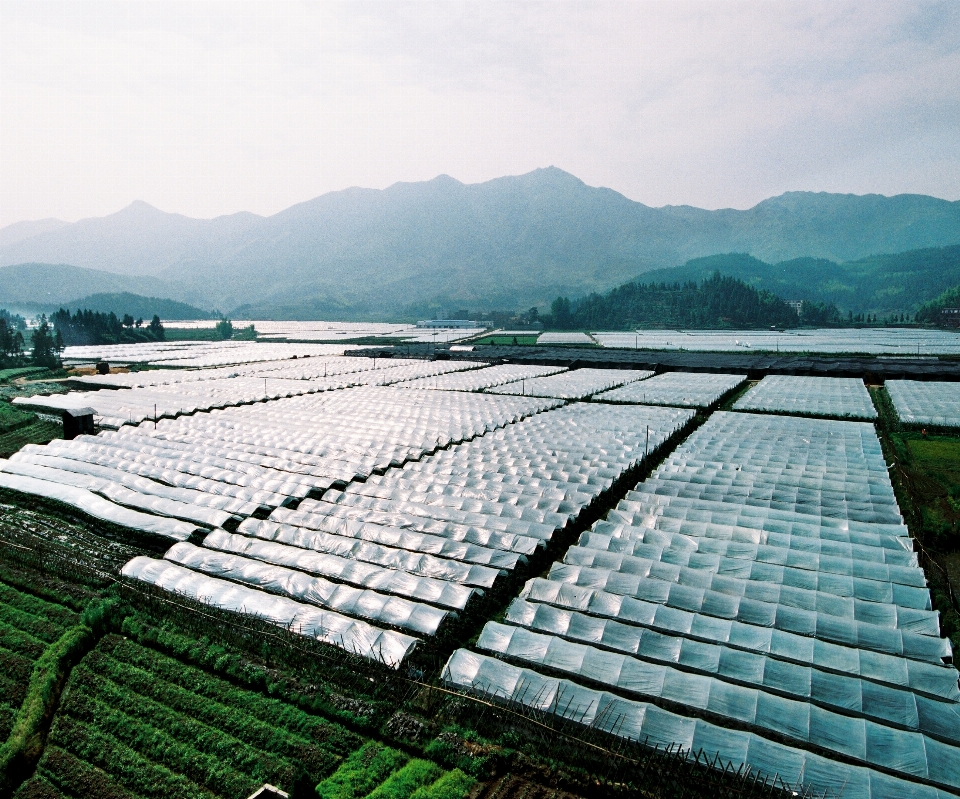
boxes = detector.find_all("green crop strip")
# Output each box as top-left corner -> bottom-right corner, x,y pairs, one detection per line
100,636 -> 362,756
47,715 -> 215,799
365,759 -> 443,799
316,742 -> 409,799
66,658 -> 334,787
408,770 -> 475,799
0,625 -> 94,794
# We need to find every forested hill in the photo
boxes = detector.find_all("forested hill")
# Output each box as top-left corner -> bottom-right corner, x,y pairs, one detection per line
636,245 -> 960,317
546,273 -> 840,330
1,169 -> 958,317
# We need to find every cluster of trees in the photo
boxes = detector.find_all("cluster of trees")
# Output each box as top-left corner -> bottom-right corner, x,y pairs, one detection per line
0,311 -> 27,364
916,285 -> 960,324
50,308 -> 165,347
28,316 -> 62,367
541,273 -> 842,330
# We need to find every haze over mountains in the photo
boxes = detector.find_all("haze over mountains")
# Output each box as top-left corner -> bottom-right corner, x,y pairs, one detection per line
2,167 -> 959,319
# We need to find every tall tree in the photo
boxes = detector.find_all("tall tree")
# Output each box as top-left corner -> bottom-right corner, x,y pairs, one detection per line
31,315 -> 58,367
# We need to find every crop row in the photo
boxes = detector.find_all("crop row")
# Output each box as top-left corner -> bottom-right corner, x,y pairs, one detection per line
65,661 -> 324,789
0,583 -> 79,630
99,635 -> 363,755
0,605 -> 68,645
59,688 -> 266,799
0,578 -> 86,754
20,746 -> 131,798
5,626 -> 362,799
317,742 -> 477,799
46,715 -> 213,799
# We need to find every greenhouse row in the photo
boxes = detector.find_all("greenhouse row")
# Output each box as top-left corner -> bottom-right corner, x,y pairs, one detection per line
71,354 -> 438,389
14,375 -> 359,428
592,328 -> 960,356
733,375 -> 878,419
4,387 -> 559,536
62,340 -> 350,367
488,368 -> 653,399
515,578 -> 957,699
443,411 -> 960,794
476,621 -> 960,761
398,363 -> 566,392
886,380 -> 960,428
596,371 -> 746,408
117,402 -> 694,662
441,651 -> 955,799
537,332 -> 596,345
121,557 -> 418,666
494,598 -> 960,740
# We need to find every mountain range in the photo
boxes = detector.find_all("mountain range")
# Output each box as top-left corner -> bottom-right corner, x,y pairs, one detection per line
1,167 -> 959,319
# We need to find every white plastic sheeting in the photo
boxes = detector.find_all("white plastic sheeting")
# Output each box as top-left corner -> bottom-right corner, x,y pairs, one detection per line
0,460 -> 234,528
8,450 -> 258,515
199,528 -> 477,610
164,543 -> 450,635
592,328 -> 960,356
13,387 -> 561,521
208,526 -> 500,588
121,557 -> 417,666
71,356 -> 424,389
487,368 -> 653,399
15,375 -> 358,428
442,650 -> 956,799
537,332 -> 595,345
886,381 -> 960,428
634,411 -> 900,523
397,364 -> 567,392
456,410 -> 960,794
0,472 -> 196,540
733,376 -> 877,419
272,504 -> 540,557
562,543 -> 930,601
517,578 -> 958,700
596,372 -> 746,408
251,513 -> 525,569
499,601 -> 960,745
477,622 -> 960,766
348,360 -> 486,386
320,404 -> 695,545
62,341 -> 351,367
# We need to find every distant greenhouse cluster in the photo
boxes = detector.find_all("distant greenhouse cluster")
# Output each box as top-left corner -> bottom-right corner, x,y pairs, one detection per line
592,328 -> 960,355
486,368 -> 652,399
596,371 -> 747,408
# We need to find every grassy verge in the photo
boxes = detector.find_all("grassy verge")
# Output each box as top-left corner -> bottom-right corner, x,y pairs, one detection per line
0,420 -> 61,458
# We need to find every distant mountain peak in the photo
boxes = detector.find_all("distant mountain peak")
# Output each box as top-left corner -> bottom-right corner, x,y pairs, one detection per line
521,166 -> 585,186
115,200 -> 167,217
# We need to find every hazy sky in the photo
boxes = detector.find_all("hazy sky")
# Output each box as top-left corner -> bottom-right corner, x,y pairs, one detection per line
1,1 -> 958,227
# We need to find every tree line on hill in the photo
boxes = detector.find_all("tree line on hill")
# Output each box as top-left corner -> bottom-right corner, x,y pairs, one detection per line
916,285 -> 960,323
0,308 -> 167,369
541,273 -> 842,330
0,310 -> 27,364
50,308 -> 165,347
